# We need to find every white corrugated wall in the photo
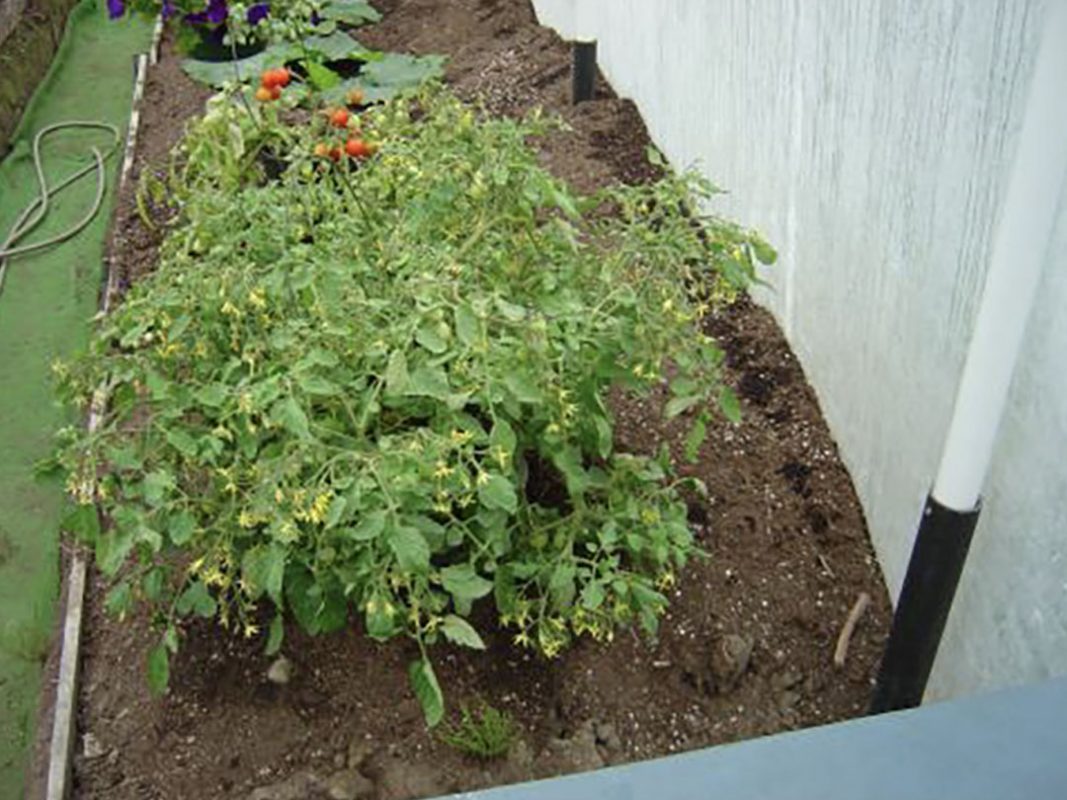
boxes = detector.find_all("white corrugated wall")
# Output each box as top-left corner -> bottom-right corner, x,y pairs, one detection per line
531,0 -> 1065,700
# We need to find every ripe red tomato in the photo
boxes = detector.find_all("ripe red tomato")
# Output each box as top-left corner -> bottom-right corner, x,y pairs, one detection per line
345,138 -> 368,158
274,67 -> 291,87
330,108 -> 350,129
328,146 -> 342,163
270,85 -> 282,100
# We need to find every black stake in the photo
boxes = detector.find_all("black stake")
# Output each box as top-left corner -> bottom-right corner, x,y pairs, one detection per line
869,494 -> 980,713
572,40 -> 597,104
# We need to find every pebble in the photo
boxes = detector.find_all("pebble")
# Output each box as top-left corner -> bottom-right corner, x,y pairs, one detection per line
82,732 -> 106,760
325,769 -> 374,800
267,656 -> 293,685
248,771 -> 320,800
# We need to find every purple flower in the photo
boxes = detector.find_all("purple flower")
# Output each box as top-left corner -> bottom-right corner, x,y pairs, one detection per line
185,0 -> 228,25
205,0 -> 229,24
106,0 -> 125,19
161,0 -> 176,18
247,3 -> 270,25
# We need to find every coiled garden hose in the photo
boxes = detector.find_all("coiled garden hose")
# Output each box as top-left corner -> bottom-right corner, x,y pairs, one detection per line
0,120 -> 121,298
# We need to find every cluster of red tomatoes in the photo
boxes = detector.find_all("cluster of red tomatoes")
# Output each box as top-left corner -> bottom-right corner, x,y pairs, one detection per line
314,95 -> 379,163
255,67 -> 291,102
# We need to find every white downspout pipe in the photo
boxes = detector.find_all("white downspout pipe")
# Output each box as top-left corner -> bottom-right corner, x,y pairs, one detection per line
872,1 -> 1067,712
933,0 -> 1067,513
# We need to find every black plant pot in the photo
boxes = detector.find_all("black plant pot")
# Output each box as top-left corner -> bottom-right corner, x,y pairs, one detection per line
185,24 -> 265,62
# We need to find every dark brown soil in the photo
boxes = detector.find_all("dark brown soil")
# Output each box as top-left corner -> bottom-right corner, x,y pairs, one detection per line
71,3 -> 891,799
104,36 -> 212,292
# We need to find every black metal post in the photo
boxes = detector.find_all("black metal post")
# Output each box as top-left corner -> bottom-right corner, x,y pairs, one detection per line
869,494 -> 980,713
572,40 -> 597,104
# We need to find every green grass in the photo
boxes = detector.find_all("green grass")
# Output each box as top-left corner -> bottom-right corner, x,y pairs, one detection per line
0,1 -> 151,794
438,702 -> 520,759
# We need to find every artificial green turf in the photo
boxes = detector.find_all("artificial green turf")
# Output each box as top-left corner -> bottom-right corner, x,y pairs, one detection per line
0,2 -> 151,794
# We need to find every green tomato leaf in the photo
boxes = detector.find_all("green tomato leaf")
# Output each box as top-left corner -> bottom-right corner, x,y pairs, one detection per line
388,526 -> 431,572
176,580 -> 217,619
440,615 -> 486,650
440,563 -> 493,601
195,383 -> 228,408
384,350 -> 410,396
265,614 -> 285,656
62,504 -> 100,541
504,372 -> 541,403
408,658 -> 444,727
415,323 -> 449,354
454,304 -> 480,346
147,642 -> 170,695
593,414 -> 613,459
580,581 -> 605,610
478,474 -> 517,514
95,529 -> 133,577
142,470 -> 175,507
406,366 -> 451,400
751,236 -> 778,265
347,510 -> 387,541
273,397 -> 311,440
489,418 -> 516,459
665,395 -> 702,420
168,511 -> 196,546
165,428 -> 199,458
298,374 -> 341,396
105,580 -> 133,618
684,414 -> 708,463
142,568 -> 165,602
242,545 -> 286,605
549,563 -> 577,610
719,385 -> 742,424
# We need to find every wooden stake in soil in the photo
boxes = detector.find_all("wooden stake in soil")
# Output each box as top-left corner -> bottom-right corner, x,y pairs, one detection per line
45,557 -> 86,800
834,592 -> 871,668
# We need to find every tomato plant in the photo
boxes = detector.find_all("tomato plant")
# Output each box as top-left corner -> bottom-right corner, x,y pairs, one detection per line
56,86 -> 774,725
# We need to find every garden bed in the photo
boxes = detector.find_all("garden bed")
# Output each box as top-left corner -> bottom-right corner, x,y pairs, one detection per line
64,2 -> 890,799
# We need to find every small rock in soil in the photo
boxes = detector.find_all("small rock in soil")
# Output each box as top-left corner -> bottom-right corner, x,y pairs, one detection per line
710,634 -> 754,693
376,759 -> 448,800
347,737 -> 376,769
267,656 -> 294,685
82,732 -> 106,760
542,720 -> 605,773
497,739 -> 535,785
778,690 -> 801,711
594,721 -> 622,753
326,769 -> 374,800
771,668 -> 803,691
248,770 -> 322,800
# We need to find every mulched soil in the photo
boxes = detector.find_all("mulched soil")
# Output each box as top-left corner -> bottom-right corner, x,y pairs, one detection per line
67,2 -> 891,798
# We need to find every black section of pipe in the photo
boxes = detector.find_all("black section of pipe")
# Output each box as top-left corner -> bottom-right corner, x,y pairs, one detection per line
572,40 -> 597,104
869,494 -> 980,714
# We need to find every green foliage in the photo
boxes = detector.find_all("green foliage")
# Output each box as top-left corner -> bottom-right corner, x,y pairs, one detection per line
55,86 -> 772,725
439,702 -> 519,759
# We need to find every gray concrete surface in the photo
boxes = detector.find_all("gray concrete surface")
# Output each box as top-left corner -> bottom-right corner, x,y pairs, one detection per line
443,677 -> 1067,800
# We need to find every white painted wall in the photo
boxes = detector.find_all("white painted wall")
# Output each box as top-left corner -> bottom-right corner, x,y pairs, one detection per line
532,0 -> 1066,699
